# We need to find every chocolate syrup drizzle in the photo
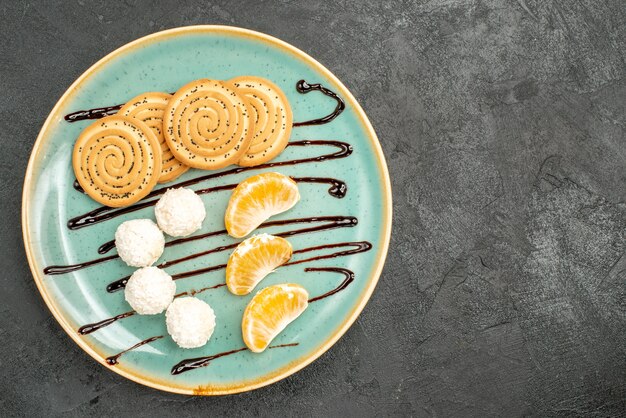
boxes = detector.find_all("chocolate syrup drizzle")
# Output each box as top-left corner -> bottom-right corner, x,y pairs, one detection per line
169,267 -> 356,375
157,216 -> 357,271
78,310 -> 135,335
170,343 -> 299,375
105,335 -> 163,365
66,140 -> 351,230
98,240 -> 116,254
106,241 -> 371,293
64,80 -> 345,125
292,80 -> 346,127
65,104 -> 123,123
99,267 -> 355,367
306,267 -> 355,303
99,214 -> 356,255
44,253 -> 119,275
78,283 -> 227,335
78,266 -> 357,335
62,79 -> 368,374
44,216 -> 357,275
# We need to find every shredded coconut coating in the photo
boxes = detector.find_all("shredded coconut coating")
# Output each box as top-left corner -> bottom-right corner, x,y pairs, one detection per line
155,188 -> 206,237
115,219 -> 165,267
166,297 -> 216,348
125,266 -> 175,315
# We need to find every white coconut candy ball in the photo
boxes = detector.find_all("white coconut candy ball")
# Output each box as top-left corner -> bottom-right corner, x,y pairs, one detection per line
166,297 -> 216,349
155,188 -> 206,237
124,267 -> 176,315
115,219 -> 165,267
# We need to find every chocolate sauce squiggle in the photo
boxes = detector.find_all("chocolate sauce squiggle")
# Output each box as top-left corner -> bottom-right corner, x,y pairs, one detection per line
67,140 -> 351,230
292,177 -> 346,198
171,343 -> 299,375
157,216 -> 357,271
99,214 -> 356,255
73,179 -> 84,194
78,283 -> 227,335
169,267 -> 357,375
105,335 -> 163,365
286,241 -> 372,266
106,241 -> 371,293
65,104 -> 123,122
306,267 -> 355,303
78,310 -> 135,335
44,254 -> 118,275
98,240 -> 116,254
100,268 -> 357,367
45,216 -> 357,275
292,80 -> 346,126
78,266 -> 356,334
67,177 -> 342,231
63,80 -> 344,125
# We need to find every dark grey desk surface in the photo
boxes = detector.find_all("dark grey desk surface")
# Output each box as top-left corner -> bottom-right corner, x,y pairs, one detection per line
1,1 -> 624,416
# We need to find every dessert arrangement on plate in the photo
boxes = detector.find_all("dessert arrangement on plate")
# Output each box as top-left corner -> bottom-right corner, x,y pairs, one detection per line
45,74 -> 375,370
24,26 -> 391,395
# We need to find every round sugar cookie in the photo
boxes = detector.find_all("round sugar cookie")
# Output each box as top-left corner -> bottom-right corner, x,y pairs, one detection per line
163,79 -> 254,170
229,76 -> 293,167
72,115 -> 162,208
120,92 -> 189,183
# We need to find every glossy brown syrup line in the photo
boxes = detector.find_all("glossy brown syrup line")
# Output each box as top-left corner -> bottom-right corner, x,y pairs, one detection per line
105,335 -> 164,365
170,343 -> 300,375
99,214 -> 356,255
43,253 -> 119,275
156,216 -> 357,270
65,103 -> 122,122
78,310 -> 135,335
305,267 -> 355,303
78,283 -> 227,335
44,216 -> 357,275
78,265 -> 356,334
169,267 -> 356,375
286,241 -> 372,266
106,240 -> 371,293
67,140 -> 351,230
102,267 -> 355,368
64,79 -> 344,124
97,240 -> 116,254
73,179 -> 84,193
292,80 -> 346,126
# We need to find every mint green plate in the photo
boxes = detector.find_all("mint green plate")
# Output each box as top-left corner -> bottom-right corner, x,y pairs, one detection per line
22,26 -> 391,395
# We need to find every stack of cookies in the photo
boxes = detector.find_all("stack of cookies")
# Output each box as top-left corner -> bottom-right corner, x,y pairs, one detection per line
72,76 -> 293,208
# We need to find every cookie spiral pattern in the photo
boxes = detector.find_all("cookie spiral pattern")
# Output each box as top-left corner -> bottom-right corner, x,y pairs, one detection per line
230,76 -> 293,167
72,115 -> 162,208
120,92 -> 189,183
163,79 -> 254,170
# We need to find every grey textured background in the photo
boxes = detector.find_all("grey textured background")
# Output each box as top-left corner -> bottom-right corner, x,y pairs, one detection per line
1,0 -> 625,416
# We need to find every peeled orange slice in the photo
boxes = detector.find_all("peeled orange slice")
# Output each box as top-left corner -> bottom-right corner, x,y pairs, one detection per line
224,172 -> 300,238
226,234 -> 293,295
242,284 -> 309,353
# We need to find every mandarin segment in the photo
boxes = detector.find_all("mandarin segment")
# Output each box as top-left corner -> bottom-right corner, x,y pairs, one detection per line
163,79 -> 254,170
120,92 -> 189,183
229,76 -> 293,167
72,115 -> 162,207
226,234 -> 293,295
224,172 -> 300,238
242,284 -> 309,353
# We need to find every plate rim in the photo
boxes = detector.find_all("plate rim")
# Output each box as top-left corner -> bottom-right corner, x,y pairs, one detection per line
21,24 -> 393,395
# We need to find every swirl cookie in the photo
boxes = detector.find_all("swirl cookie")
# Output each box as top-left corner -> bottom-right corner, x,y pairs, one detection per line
229,76 -> 293,167
72,115 -> 162,208
120,92 -> 189,183
163,79 -> 254,170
